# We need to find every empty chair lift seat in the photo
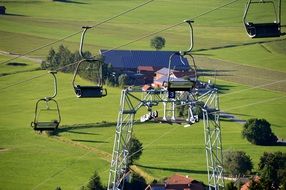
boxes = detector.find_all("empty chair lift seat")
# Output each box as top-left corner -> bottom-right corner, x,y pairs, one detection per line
245,22 -> 281,38
168,80 -> 195,91
74,85 -> 107,98
31,120 -> 59,131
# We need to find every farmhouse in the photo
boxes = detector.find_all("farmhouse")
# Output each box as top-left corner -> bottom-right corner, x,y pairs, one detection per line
145,174 -> 204,190
153,67 -> 196,88
0,6 -> 6,14
100,50 -> 190,72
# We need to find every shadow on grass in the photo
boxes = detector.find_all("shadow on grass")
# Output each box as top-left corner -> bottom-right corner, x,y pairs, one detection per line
272,123 -> 285,128
197,68 -> 235,77
54,121 -> 116,135
276,142 -> 286,146
225,112 -> 251,117
4,13 -> 27,17
53,0 -> 87,4
136,164 -> 208,175
72,139 -> 108,143
194,38 -> 286,52
215,84 -> 235,94
220,118 -> 246,124
67,130 -> 99,135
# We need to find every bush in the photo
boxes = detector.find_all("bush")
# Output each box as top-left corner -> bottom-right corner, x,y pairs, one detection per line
258,151 -> 286,189
150,36 -> 166,50
85,170 -> 105,190
118,74 -> 128,88
124,173 -> 147,190
225,181 -> 238,190
223,150 -> 253,177
128,136 -> 143,166
242,118 -> 277,145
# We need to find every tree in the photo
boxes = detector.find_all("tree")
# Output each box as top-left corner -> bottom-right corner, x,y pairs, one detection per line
86,170 -> 105,190
150,36 -> 166,50
258,151 -> 286,189
124,173 -> 147,190
225,181 -> 238,190
223,150 -> 253,177
118,74 -> 128,88
42,48 -> 57,69
242,118 -> 277,145
247,177 -> 263,190
128,136 -> 143,166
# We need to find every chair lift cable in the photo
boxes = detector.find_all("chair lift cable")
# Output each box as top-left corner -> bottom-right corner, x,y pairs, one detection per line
101,0 -> 242,55
28,0 -> 285,185
0,0 -> 154,65
0,0 -> 241,92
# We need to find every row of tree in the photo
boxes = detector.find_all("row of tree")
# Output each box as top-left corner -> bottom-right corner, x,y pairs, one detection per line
224,118 -> 284,189
224,151 -> 286,190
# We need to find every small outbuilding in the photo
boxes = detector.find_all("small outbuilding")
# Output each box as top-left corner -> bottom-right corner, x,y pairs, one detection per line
0,6 -> 6,15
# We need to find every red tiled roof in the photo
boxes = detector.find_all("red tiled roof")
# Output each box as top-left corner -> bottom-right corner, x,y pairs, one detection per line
240,176 -> 260,190
146,174 -> 204,190
138,66 -> 156,72
142,84 -> 153,91
165,174 -> 193,185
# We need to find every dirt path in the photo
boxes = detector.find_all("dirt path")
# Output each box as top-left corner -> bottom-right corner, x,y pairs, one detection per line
51,135 -> 112,162
0,50 -> 43,64
51,135 -> 155,181
196,56 -> 286,93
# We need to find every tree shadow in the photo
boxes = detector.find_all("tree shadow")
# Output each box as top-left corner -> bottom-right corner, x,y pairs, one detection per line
271,123 -> 284,128
276,142 -> 286,146
4,13 -> 26,17
53,0 -> 88,4
136,164 -> 208,175
71,139 -> 108,143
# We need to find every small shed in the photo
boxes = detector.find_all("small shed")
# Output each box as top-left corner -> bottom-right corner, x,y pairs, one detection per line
0,6 -> 6,15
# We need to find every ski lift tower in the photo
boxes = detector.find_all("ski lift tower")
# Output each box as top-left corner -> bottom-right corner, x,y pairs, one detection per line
107,20 -> 224,190
107,87 -> 224,190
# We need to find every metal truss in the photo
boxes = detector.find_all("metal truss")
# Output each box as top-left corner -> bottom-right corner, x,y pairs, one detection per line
201,89 -> 224,190
107,88 -> 224,190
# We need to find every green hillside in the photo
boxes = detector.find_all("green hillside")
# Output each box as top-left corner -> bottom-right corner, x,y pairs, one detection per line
0,0 -> 285,189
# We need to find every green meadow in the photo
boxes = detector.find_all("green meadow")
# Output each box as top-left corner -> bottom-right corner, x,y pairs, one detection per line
0,0 -> 286,189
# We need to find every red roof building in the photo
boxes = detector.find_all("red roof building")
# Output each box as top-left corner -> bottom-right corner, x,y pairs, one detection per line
240,176 -> 260,190
145,174 -> 204,190
152,68 -> 195,88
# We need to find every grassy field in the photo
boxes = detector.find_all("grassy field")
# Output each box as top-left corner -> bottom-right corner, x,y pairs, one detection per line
0,0 -> 286,189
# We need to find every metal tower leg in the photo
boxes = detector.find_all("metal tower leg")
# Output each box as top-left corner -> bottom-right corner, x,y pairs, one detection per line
108,90 -> 136,190
162,101 -> 175,121
202,90 -> 224,190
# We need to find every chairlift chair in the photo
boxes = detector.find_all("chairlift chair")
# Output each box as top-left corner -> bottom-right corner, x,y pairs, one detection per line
72,26 -> 107,98
167,20 -> 197,94
243,0 -> 282,38
31,71 -> 61,131
31,98 -> 61,131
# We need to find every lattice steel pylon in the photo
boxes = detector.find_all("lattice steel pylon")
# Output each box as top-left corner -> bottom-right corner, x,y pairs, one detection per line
107,89 -> 164,190
201,89 -> 224,190
107,88 -> 224,190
